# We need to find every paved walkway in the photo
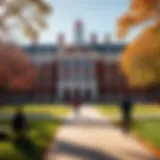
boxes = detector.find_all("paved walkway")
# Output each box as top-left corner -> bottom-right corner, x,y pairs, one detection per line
46,105 -> 158,160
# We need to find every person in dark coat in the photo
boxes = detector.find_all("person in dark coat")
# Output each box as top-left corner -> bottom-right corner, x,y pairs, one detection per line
120,96 -> 133,133
12,106 -> 27,137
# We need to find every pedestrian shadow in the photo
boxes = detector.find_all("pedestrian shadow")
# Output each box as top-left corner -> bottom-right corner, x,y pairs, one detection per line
53,140 -> 119,160
13,136 -> 41,160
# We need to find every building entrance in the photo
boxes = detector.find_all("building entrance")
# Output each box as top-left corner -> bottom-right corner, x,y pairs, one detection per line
63,89 -> 71,102
85,90 -> 92,100
58,56 -> 97,101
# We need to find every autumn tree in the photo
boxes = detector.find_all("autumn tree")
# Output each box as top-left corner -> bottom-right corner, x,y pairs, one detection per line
0,0 -> 52,41
0,0 -> 52,138
0,44 -> 37,100
0,0 -> 52,92
0,0 -> 52,104
117,0 -> 160,88
0,44 -> 37,139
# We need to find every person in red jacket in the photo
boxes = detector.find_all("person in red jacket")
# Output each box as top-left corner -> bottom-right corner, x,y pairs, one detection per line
72,96 -> 82,117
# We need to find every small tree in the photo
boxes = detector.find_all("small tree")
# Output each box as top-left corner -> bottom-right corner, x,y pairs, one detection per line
0,43 -> 37,103
117,0 -> 160,88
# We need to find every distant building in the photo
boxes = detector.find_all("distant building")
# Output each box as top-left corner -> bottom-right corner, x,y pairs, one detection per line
6,20 -> 154,103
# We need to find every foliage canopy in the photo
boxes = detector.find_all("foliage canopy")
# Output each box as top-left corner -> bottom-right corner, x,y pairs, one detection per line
117,0 -> 160,88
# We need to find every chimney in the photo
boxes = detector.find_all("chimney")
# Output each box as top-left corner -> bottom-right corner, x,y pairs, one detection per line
74,19 -> 84,46
90,33 -> 98,45
57,33 -> 65,52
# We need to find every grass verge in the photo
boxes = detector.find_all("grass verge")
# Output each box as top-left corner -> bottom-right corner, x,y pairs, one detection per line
98,103 -> 160,119
98,104 -> 160,156
132,119 -> 160,150
0,105 -> 70,160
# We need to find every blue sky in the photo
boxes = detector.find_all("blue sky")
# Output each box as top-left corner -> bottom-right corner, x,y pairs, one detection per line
20,0 -> 144,44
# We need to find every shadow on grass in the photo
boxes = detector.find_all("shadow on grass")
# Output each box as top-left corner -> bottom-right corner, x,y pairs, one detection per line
53,140 -> 119,160
13,136 -> 41,160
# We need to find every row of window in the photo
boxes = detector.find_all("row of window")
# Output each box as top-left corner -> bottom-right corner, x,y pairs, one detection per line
36,73 -> 124,83
59,60 -> 94,81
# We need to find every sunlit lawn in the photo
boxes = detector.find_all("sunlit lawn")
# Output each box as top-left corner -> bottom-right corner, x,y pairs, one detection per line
98,103 -> 160,119
133,120 -> 160,150
0,104 -> 71,160
0,104 -> 71,117
98,103 -> 160,151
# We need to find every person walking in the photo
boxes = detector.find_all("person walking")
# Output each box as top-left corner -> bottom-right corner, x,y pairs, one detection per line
72,96 -> 82,117
120,96 -> 133,133
12,106 -> 28,138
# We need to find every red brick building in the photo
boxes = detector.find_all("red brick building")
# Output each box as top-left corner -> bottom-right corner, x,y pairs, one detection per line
6,20 -> 158,103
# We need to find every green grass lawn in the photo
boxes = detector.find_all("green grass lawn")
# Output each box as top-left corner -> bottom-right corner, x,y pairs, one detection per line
0,121 -> 61,160
0,104 -> 71,116
0,104 -> 70,160
132,120 -> 160,150
98,103 -> 160,119
98,103 -> 160,151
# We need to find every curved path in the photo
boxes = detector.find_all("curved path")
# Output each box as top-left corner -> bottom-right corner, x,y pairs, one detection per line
46,105 -> 157,160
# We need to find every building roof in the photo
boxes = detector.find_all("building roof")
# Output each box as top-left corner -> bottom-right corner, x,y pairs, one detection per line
89,44 -> 126,53
22,43 -> 127,55
23,44 -> 58,55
